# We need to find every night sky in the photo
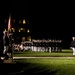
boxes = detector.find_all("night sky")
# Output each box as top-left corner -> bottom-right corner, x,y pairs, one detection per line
0,0 -> 30,19
0,0 -> 75,48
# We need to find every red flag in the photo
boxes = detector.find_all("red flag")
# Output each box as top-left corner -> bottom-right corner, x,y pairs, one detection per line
8,14 -> 11,31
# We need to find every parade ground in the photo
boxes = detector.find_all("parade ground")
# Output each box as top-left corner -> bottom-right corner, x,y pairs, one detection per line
1,49 -> 75,75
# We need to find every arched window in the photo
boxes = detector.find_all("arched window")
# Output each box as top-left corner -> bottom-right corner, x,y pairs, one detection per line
23,19 -> 26,24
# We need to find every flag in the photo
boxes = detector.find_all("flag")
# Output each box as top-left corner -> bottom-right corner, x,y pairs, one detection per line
8,14 -> 11,31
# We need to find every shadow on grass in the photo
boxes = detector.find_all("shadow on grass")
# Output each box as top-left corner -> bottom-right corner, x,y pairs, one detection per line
0,61 -> 59,75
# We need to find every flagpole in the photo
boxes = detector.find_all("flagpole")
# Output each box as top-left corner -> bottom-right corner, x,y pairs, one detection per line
8,14 -> 13,62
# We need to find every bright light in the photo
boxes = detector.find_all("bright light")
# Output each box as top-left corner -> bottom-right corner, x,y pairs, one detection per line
19,29 -> 21,32
27,29 -> 30,33
23,19 -> 26,24
21,28 -> 23,30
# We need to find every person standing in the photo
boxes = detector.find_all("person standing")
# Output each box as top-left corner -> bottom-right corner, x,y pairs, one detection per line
70,37 -> 75,55
3,31 -> 9,59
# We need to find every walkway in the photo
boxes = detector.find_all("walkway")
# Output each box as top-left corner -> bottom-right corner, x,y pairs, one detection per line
2,56 -> 75,63
13,56 -> 75,59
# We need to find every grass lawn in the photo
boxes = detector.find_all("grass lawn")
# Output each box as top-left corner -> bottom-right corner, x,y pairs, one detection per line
13,58 -> 75,75
1,49 -> 75,75
13,49 -> 73,57
12,49 -> 75,75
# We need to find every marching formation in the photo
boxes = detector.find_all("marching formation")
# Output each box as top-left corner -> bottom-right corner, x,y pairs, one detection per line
13,39 -> 62,52
31,39 -> 62,52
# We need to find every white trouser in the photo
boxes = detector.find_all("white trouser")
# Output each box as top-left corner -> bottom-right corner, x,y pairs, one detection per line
72,48 -> 75,55
3,46 -> 9,54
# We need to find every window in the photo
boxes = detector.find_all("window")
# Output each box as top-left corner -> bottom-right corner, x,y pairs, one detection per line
23,19 -> 26,24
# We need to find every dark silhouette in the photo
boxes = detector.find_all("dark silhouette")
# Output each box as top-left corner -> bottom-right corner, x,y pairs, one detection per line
70,37 -> 75,55
3,31 -> 10,59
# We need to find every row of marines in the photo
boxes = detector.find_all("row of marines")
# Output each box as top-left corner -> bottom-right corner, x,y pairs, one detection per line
21,39 -> 62,52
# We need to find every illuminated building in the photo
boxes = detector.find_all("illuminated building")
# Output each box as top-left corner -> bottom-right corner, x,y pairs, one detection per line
0,18 -> 32,44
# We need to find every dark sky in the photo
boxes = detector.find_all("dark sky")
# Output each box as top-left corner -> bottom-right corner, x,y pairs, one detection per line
0,0 -> 75,48
31,1 -> 75,38
0,0 -> 30,19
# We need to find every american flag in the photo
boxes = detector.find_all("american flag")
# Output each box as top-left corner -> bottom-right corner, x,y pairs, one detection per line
8,14 -> 11,31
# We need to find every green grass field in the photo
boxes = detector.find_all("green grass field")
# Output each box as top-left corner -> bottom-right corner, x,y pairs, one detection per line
14,58 -> 75,75
2,49 -> 75,75
13,49 -> 73,57
8,49 -> 75,75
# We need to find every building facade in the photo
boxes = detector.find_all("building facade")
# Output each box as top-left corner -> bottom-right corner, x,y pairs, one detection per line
0,17 -> 32,44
